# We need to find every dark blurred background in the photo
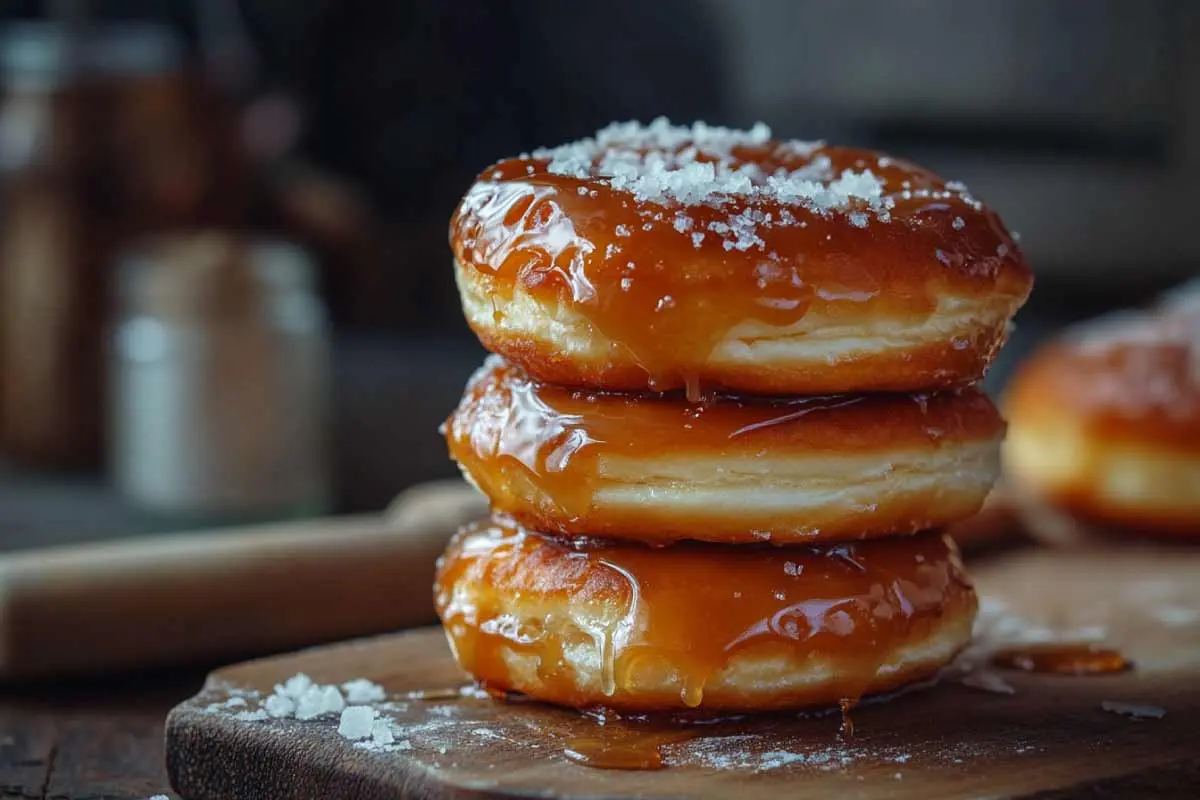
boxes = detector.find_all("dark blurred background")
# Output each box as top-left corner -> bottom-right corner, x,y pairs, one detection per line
0,0 -> 1196,545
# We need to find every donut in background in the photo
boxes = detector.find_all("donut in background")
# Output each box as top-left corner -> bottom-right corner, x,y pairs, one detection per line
1004,283 -> 1200,538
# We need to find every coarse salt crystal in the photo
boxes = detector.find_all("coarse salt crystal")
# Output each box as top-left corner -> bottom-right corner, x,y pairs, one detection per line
952,216 -> 965,230
338,706 -> 377,740
615,224 -> 631,237
759,751 -> 808,770
370,719 -> 395,746
523,118 -> 904,224
264,694 -> 295,719
342,678 -> 387,704
277,673 -> 313,699
962,670 -> 1016,695
691,232 -> 705,248
233,709 -> 269,722
296,685 -> 345,721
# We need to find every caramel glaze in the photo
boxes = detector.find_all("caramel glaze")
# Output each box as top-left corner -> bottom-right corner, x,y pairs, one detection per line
1004,311 -> 1199,535
434,517 -> 977,712
451,142 -> 1031,397
446,356 -> 1005,542
990,643 -> 1132,676
563,730 -> 698,771
1005,321 -> 1200,454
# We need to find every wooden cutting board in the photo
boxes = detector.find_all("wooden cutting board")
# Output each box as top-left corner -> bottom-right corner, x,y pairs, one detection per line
165,546 -> 1200,799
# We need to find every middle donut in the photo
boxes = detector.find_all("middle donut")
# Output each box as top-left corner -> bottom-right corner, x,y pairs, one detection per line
446,356 -> 1005,544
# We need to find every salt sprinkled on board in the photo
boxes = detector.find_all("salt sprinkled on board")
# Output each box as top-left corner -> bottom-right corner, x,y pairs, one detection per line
1101,701 -> 1165,719
343,678 -> 387,704
277,673 -> 313,699
759,751 -> 809,770
370,719 -> 395,746
962,670 -> 1016,695
233,709 -> 269,722
296,685 -> 345,721
264,694 -> 295,719
338,706 -> 377,740
219,673 -> 389,726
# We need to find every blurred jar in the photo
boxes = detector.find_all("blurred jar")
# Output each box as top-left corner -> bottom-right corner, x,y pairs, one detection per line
0,21 -> 246,470
110,233 -> 332,526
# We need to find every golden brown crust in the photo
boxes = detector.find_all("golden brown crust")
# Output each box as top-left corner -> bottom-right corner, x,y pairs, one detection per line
450,121 -> 1032,395
435,516 -> 978,712
446,357 -> 1005,543
1004,304 -> 1200,536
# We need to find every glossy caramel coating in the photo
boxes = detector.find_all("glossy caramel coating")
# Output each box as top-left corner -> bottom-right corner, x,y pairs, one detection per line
434,516 -> 977,712
447,357 -> 1005,543
451,121 -> 1031,396
1004,305 -> 1200,536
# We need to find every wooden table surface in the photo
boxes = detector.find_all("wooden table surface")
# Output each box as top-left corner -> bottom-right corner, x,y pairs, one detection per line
1,670 -> 202,800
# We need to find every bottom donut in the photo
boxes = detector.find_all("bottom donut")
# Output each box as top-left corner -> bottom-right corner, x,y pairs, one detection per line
434,516 -> 978,713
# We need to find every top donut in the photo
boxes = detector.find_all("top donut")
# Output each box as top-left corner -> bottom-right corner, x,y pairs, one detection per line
451,119 -> 1033,397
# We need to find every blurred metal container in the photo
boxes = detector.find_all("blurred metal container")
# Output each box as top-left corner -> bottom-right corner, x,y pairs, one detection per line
110,233 -> 332,525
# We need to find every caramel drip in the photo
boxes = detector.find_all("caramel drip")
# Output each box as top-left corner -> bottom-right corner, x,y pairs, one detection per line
451,144 -> 1025,394
563,729 -> 698,771
839,698 -> 857,739
434,519 -> 973,711
445,358 -> 1001,534
990,643 -> 1132,676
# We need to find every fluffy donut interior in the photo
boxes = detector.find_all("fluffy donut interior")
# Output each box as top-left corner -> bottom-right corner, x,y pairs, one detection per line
594,440 -> 1000,516
457,261 -> 1017,367
1005,420 -> 1200,518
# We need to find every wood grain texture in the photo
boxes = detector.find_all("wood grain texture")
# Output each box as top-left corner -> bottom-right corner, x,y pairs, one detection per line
0,672 -> 196,800
166,546 -> 1200,799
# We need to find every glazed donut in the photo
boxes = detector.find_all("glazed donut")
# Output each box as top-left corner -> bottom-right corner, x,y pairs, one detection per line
435,516 -> 977,712
451,119 -> 1032,398
1004,300 -> 1200,536
446,356 -> 1005,544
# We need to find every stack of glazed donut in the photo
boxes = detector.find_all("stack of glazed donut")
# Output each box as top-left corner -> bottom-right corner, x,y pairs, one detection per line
436,120 -> 1033,713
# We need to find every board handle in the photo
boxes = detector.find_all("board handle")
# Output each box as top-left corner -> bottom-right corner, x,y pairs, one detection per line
0,481 -> 486,680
